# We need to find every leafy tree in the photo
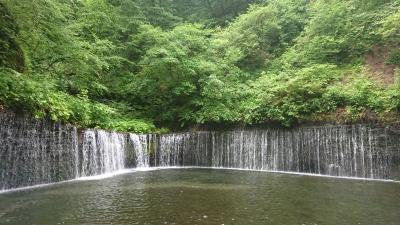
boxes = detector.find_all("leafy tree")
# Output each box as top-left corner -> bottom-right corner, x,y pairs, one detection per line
0,2 -> 25,72
0,0 -> 399,131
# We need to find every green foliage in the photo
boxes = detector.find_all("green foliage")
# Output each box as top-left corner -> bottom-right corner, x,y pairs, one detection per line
127,24 -> 213,124
218,0 -> 309,71
0,69 -> 155,133
380,6 -> 400,42
251,64 -> 340,126
387,50 -> 400,65
1,0 -> 400,131
285,0 -> 390,65
0,3 -> 25,72
169,0 -> 263,26
191,74 -> 251,124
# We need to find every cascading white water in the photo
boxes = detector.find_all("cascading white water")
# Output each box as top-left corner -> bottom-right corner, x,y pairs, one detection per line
1,111 -> 400,191
128,134 -> 150,168
156,132 -> 213,167
158,134 -> 185,167
0,113 -> 79,190
156,126 -> 399,180
0,112 -> 155,191
80,130 -> 126,177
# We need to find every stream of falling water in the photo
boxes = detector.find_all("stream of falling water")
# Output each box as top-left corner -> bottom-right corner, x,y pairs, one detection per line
80,130 -> 126,177
155,127 -> 400,180
128,134 -> 150,168
1,112 -> 400,191
0,113 -> 154,190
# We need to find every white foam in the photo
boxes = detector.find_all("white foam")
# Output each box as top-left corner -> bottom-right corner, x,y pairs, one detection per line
76,168 -> 160,181
158,167 -> 400,183
1,167 -> 399,194
0,180 -> 74,194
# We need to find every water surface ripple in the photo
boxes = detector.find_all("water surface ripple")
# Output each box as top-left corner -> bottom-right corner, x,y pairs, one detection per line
0,169 -> 399,225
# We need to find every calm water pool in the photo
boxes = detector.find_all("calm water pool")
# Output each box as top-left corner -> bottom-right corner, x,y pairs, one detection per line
0,169 -> 399,225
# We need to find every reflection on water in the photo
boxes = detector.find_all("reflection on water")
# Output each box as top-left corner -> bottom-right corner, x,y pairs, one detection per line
0,169 -> 399,225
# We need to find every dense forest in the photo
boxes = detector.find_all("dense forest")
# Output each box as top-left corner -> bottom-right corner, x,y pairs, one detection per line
0,0 -> 399,132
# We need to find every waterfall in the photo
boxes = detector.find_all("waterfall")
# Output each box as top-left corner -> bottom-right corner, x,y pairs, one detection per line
155,126 -> 399,180
80,130 -> 126,177
0,113 -> 150,190
1,111 -> 400,191
128,134 -> 150,168
156,132 -> 213,167
0,113 -> 79,190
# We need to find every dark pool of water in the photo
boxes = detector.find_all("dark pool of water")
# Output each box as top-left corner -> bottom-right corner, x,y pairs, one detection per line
0,169 -> 399,225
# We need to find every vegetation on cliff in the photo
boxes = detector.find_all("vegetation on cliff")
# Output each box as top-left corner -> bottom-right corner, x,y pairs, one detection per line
0,0 -> 399,132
